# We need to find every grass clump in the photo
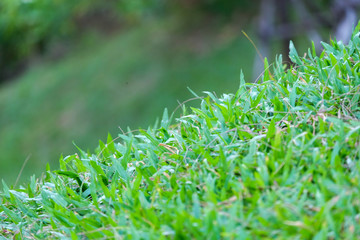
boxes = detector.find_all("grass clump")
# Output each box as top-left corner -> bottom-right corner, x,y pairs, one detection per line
1,26 -> 360,239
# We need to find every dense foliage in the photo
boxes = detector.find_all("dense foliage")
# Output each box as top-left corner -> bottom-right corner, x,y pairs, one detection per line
0,0 -> 81,79
1,24 -> 360,239
0,0 -> 156,81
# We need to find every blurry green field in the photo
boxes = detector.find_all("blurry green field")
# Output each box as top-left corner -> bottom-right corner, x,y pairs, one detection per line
0,20 -> 256,184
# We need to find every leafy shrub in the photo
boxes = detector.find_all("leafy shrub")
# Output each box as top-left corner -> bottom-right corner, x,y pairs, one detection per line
0,0 -> 87,80
1,24 -> 360,239
0,0 -> 151,81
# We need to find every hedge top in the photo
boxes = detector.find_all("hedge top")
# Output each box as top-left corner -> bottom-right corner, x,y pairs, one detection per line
1,24 -> 360,239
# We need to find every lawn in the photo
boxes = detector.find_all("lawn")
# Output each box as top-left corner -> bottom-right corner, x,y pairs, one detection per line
1,26 -> 359,238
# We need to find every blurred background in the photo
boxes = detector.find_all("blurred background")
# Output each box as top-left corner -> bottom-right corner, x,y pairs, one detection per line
0,0 -> 359,185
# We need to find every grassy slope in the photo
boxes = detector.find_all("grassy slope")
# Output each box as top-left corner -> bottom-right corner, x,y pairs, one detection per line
1,28 -> 360,239
0,20 -> 255,184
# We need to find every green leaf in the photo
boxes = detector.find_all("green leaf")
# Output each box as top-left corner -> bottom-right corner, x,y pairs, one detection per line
289,40 -> 301,65
289,82 -> 298,107
1,180 -> 10,198
263,57 -> 270,81
251,87 -> 266,108
192,193 -> 201,218
89,161 -> 106,176
106,133 -> 116,153
266,118 -> 276,139
112,156 -> 129,181
98,175 -> 111,198
0,204 -> 22,224
187,87 -> 201,98
138,190 -> 150,209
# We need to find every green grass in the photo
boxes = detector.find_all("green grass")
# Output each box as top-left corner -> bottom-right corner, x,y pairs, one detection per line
0,19 -> 255,184
1,22 -> 360,239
